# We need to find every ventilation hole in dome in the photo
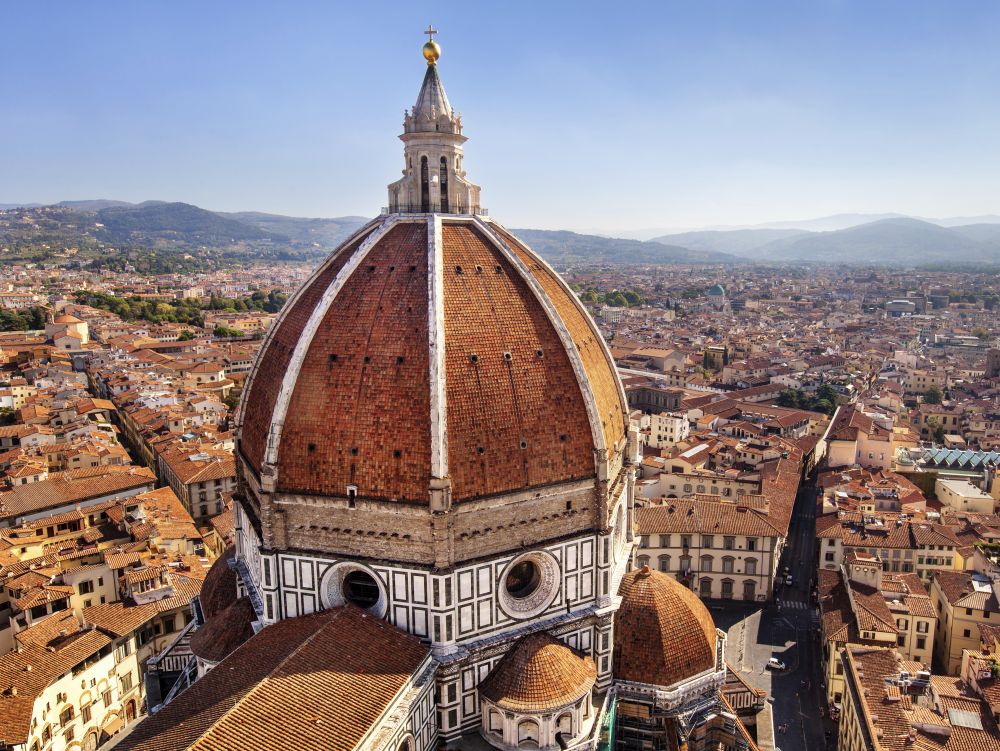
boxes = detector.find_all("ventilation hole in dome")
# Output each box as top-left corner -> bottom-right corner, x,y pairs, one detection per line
308,443 -> 316,452
351,447 -> 359,456
407,306 -> 412,312
469,353 -> 479,364
397,356 -> 405,364
519,439 -> 528,450
455,265 -> 463,274
536,349 -> 544,358
503,351 -> 513,362
566,500 -> 573,511
495,266 -> 503,274
476,446 -> 485,454
329,353 -> 338,362
475,265 -> 483,273
409,265 -> 417,272
367,265 -> 376,272
363,356 -> 371,364
393,450 -> 402,458
560,434 -> 568,442
389,266 -> 395,272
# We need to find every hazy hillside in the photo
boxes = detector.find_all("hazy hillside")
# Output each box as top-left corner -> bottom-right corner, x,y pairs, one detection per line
512,229 -> 736,265
95,202 -> 283,246
222,211 -> 369,247
5,199 -> 999,268
752,217 -> 993,263
56,199 -> 138,211
651,228 -> 807,255
949,223 -> 1000,244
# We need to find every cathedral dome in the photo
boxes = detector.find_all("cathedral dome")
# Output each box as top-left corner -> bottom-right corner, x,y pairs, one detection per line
479,631 -> 596,712
237,216 -> 627,505
613,567 -> 719,688
189,597 -> 256,664
199,546 -> 237,620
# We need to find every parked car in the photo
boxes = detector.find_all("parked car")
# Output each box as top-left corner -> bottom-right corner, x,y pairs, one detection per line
767,657 -> 787,671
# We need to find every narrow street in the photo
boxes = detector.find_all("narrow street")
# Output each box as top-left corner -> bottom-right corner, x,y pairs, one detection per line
714,472 -> 834,751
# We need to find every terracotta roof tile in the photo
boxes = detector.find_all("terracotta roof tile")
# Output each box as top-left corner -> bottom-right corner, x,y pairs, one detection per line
189,596 -> 256,663
115,606 -> 429,751
614,567 -> 718,687
479,631 -> 596,711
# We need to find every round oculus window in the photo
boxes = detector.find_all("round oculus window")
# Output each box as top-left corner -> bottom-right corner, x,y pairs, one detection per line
343,570 -> 381,609
505,560 -> 541,599
321,562 -> 387,617
497,551 -> 560,620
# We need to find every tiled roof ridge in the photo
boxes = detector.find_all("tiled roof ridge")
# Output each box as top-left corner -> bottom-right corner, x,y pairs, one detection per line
186,608 -> 353,749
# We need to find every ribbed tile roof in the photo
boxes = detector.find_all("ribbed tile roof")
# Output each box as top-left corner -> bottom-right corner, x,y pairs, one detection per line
237,216 -> 627,505
479,631 -> 596,711
614,567 -> 718,688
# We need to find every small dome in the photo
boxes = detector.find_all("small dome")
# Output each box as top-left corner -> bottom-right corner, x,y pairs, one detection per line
707,284 -> 726,297
53,314 -> 83,324
189,597 -> 256,663
199,546 -> 237,620
479,632 -> 596,712
613,567 -> 718,688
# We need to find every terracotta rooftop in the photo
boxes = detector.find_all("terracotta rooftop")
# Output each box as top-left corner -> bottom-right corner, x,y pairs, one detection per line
238,217 -> 627,504
115,606 -> 429,751
189,596 -> 256,663
479,631 -> 597,712
199,546 -> 237,620
0,465 -> 156,521
614,566 -> 718,688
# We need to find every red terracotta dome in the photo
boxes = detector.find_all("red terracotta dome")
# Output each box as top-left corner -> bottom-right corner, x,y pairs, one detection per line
199,546 -> 236,620
237,216 -> 627,504
190,597 -> 256,663
479,631 -> 596,712
613,566 -> 719,688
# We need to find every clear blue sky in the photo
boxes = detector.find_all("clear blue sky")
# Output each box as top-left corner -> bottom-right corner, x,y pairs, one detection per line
2,1 -> 999,232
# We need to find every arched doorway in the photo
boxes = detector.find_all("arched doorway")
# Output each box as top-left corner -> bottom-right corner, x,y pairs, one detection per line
125,700 -> 137,722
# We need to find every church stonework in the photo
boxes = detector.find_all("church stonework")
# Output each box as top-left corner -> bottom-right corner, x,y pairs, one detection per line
126,32 -> 751,751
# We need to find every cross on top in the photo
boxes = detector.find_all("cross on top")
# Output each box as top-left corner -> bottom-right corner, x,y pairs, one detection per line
424,25 -> 438,43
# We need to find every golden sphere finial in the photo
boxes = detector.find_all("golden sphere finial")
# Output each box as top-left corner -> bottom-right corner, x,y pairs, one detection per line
423,41 -> 441,64
422,24 -> 440,65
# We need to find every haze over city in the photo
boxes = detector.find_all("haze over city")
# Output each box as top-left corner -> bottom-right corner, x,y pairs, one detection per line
3,1 -> 1000,231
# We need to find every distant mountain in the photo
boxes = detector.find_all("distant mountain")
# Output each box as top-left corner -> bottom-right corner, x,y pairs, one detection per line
611,212 -> 1000,241
11,198 -> 999,268
931,215 -> 1000,227
221,211 -> 369,247
95,202 -> 283,246
511,229 -> 736,265
650,228 -> 808,256
56,199 -> 138,212
750,217 -> 996,263
748,213 -> 909,232
949,223 -> 1000,244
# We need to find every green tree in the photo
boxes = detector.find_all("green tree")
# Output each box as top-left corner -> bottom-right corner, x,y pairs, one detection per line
923,386 -> 943,405
777,390 -> 801,409
213,325 -> 245,338
813,399 -> 834,416
926,417 -> 946,444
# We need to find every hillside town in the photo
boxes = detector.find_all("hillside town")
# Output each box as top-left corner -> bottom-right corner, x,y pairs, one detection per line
0,254 -> 998,750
